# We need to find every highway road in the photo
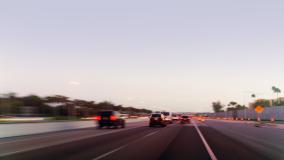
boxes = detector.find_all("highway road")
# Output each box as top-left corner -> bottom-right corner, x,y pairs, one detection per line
0,119 -> 283,160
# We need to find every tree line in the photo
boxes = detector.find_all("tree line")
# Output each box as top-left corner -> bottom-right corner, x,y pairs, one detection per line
212,101 -> 247,113
0,93 -> 152,117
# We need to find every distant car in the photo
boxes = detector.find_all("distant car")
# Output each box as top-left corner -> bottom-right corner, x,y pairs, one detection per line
95,111 -> 125,129
172,114 -> 179,121
197,117 -> 205,122
180,115 -> 191,124
120,114 -> 129,119
149,113 -> 167,127
161,111 -> 173,124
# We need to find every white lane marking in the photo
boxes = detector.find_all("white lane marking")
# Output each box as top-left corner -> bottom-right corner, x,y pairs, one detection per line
194,120 -> 209,127
92,130 -> 159,160
142,130 -> 159,138
192,120 -> 218,160
92,145 -> 127,160
0,124 -> 146,157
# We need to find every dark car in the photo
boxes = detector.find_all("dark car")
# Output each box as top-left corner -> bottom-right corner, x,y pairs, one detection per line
149,113 -> 167,127
95,111 -> 125,129
180,115 -> 191,124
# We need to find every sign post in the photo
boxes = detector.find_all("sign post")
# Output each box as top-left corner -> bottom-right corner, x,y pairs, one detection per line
255,106 -> 264,121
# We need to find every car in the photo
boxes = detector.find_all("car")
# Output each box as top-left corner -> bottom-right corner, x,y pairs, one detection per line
161,111 -> 173,123
95,111 -> 125,129
180,115 -> 191,124
149,113 -> 167,127
197,117 -> 205,122
172,114 -> 179,121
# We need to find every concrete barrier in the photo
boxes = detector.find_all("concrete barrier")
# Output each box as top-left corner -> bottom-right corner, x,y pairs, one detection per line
0,117 -> 148,138
208,106 -> 284,121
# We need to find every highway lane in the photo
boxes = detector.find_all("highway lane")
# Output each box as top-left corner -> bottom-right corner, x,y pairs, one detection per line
0,120 -> 282,160
199,123 -> 268,160
204,119 -> 284,160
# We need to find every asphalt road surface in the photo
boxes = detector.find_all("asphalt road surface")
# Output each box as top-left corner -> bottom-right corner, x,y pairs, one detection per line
0,119 -> 283,160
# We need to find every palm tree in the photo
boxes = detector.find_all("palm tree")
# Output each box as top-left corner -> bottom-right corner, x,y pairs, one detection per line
272,86 -> 281,105
271,86 -> 281,121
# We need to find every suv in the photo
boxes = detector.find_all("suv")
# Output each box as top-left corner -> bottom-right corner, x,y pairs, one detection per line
95,111 -> 125,129
161,111 -> 173,123
149,113 -> 167,127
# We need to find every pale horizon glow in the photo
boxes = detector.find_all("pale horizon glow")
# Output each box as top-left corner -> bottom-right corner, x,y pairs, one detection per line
1,0 -> 284,112
68,81 -> 81,86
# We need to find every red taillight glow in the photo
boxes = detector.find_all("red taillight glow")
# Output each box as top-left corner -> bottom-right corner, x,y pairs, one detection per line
110,115 -> 117,121
95,116 -> 101,121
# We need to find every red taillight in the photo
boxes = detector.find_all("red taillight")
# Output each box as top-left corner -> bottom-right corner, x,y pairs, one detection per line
95,116 -> 101,121
110,115 -> 117,121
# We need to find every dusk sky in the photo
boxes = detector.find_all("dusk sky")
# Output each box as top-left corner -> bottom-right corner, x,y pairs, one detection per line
1,0 -> 284,112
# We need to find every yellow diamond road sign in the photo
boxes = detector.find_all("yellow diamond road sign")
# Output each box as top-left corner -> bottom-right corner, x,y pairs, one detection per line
255,106 -> 264,113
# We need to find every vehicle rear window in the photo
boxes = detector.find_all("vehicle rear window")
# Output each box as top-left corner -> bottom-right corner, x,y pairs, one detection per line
182,116 -> 189,118
162,112 -> 169,116
99,111 -> 113,117
151,114 -> 161,118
